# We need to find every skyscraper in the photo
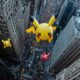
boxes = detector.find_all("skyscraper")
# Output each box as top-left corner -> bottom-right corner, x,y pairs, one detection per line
0,0 -> 30,59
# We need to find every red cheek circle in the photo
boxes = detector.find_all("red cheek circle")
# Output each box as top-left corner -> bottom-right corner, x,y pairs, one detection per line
49,34 -> 52,38
48,32 -> 52,38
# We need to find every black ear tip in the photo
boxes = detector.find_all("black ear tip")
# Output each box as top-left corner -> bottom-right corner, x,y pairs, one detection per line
52,13 -> 58,18
30,16 -> 34,22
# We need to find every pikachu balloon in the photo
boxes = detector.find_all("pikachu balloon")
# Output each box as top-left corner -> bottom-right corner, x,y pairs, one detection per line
2,38 -> 12,48
26,15 -> 57,43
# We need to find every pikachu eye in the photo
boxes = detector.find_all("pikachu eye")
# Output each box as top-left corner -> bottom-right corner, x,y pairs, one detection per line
38,33 -> 41,36
48,32 -> 51,35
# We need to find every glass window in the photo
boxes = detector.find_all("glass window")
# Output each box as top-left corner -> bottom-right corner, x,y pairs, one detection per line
0,16 -> 3,19
0,21 -> 2,24
3,21 -> 6,24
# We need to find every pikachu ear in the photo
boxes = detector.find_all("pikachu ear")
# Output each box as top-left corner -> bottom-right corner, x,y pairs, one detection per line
8,38 -> 10,41
1,40 -> 5,44
52,26 -> 57,31
1,40 -> 4,43
9,43 -> 12,47
48,15 -> 56,26
25,26 -> 36,34
30,16 -> 40,28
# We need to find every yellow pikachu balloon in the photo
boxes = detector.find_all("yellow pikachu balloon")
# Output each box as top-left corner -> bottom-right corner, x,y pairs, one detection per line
26,15 -> 57,43
2,38 -> 12,48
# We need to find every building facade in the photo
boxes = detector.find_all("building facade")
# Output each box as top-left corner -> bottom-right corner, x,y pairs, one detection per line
38,0 -> 64,22
0,0 -> 30,59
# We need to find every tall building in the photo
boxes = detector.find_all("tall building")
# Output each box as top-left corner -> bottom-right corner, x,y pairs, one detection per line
38,0 -> 64,22
33,0 -> 42,18
0,5 -> 9,39
48,11 -> 80,74
57,0 -> 76,28
55,58 -> 80,80
0,0 -> 30,59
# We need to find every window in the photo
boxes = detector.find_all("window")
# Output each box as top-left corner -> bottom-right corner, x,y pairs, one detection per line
0,16 -> 3,19
3,21 -> 6,24
0,21 -> 2,24
8,16 -> 11,20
